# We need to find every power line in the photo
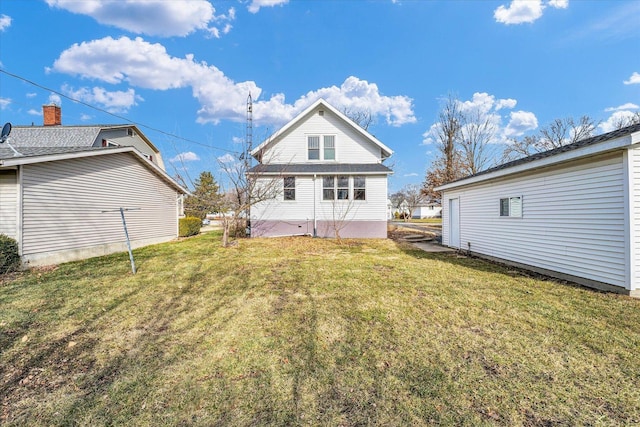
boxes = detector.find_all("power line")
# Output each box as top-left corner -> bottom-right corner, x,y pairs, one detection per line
0,68 -> 236,153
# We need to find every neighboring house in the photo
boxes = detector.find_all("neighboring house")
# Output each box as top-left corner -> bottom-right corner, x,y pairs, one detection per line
11,104 -> 165,169
248,99 -> 393,238
412,203 -> 442,219
0,107 -> 186,267
436,123 -> 640,297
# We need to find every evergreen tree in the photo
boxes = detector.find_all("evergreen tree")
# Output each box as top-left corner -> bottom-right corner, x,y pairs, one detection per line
184,171 -> 223,219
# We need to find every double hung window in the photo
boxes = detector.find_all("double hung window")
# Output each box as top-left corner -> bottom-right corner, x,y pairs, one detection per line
308,135 -> 336,161
307,136 -> 320,160
283,176 -> 295,201
322,176 -> 366,201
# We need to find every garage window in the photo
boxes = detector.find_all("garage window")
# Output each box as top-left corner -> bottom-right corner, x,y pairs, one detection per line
500,196 -> 522,217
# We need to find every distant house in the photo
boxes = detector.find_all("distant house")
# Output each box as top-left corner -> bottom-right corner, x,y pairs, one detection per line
248,99 -> 393,238
0,105 -> 186,267
412,203 -> 442,219
436,123 -> 640,297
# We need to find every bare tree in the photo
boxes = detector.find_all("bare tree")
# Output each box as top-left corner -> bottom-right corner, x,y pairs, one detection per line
502,116 -> 598,163
342,106 -> 374,131
612,112 -> 640,130
459,106 -> 498,175
217,139 -> 284,247
401,183 -> 428,221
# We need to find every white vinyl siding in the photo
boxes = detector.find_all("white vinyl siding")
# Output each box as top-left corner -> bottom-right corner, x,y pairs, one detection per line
260,108 -> 381,164
0,169 -> 18,239
20,153 -> 179,258
442,153 -> 627,287
252,175 -> 388,223
631,147 -> 640,288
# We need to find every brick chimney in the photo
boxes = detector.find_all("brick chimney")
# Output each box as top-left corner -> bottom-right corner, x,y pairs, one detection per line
43,104 -> 61,126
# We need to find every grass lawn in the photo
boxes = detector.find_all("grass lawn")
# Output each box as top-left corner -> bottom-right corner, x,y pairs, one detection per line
1,232 -> 640,426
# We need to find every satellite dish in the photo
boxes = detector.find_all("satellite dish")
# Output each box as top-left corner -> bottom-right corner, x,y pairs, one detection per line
0,122 -> 11,143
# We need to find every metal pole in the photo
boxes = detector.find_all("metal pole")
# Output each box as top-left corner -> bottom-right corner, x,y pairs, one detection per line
119,207 -> 136,274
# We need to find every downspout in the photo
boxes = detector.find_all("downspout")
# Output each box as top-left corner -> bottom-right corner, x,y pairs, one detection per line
313,174 -> 317,237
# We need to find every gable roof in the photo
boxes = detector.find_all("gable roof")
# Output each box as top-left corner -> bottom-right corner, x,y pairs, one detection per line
0,145 -> 187,194
436,123 -> 640,191
9,124 -> 161,154
250,98 -> 393,161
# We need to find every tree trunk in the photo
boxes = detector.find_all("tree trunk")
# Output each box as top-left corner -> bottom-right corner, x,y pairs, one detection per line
222,218 -> 230,247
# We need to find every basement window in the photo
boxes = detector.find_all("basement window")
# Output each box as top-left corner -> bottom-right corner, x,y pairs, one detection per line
500,196 -> 522,217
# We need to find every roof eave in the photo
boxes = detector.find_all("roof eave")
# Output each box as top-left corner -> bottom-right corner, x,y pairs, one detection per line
436,133 -> 635,192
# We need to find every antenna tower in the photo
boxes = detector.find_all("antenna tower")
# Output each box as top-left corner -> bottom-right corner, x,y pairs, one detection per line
246,93 -> 253,164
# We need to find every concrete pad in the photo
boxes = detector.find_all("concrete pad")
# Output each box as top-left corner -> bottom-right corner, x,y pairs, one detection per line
411,241 -> 456,253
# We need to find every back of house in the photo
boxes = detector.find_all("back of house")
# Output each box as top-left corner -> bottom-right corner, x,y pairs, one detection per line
248,99 -> 393,238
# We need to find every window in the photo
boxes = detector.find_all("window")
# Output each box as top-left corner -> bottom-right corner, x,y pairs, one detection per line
308,136 -> 320,160
353,176 -> 366,200
308,135 -> 336,160
323,176 -> 335,200
337,176 -> 349,200
283,176 -> 295,201
500,196 -> 522,217
324,135 -> 335,160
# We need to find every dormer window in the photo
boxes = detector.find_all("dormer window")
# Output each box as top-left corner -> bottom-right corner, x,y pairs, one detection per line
127,128 -> 136,137
307,135 -> 336,161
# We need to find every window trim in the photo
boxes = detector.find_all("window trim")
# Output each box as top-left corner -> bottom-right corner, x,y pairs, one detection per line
499,196 -> 522,218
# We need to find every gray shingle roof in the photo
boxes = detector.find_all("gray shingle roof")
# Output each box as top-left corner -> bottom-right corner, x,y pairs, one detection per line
8,126 -> 104,147
0,145 -> 116,161
247,163 -> 393,174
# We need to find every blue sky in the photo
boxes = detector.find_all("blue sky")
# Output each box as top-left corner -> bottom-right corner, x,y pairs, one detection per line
0,0 -> 639,192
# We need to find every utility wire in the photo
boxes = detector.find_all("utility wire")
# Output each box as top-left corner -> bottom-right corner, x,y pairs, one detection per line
0,68 -> 236,153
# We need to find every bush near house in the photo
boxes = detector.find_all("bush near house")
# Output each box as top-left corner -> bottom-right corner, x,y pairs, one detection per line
178,216 -> 201,237
0,234 -> 20,274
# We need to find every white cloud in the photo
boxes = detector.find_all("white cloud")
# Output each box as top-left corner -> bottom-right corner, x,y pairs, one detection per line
403,172 -> 419,177
605,103 -> 639,112
548,0 -> 568,9
0,97 -> 10,110
80,113 -> 92,121
624,72 -> 640,85
248,0 -> 289,14
504,110 -> 538,137
171,151 -> 200,163
27,109 -> 41,116
217,153 -> 235,163
48,94 -> 62,105
63,85 -> 141,113
26,93 -> 37,98
50,37 -> 416,127
45,0 -> 234,38
494,0 -> 566,25
0,14 -> 11,31
599,110 -> 638,133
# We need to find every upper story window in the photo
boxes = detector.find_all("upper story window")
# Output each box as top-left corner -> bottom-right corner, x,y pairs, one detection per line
500,196 -> 522,217
324,136 -> 335,160
308,136 -> 320,160
283,176 -> 295,201
308,135 -> 336,161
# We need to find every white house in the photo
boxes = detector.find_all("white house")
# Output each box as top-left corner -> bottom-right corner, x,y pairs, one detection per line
0,109 -> 186,267
436,123 -> 640,297
248,99 -> 393,238
412,203 -> 442,219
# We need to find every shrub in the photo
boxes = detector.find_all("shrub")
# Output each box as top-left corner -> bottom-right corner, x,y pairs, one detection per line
0,234 -> 20,274
179,216 -> 202,237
